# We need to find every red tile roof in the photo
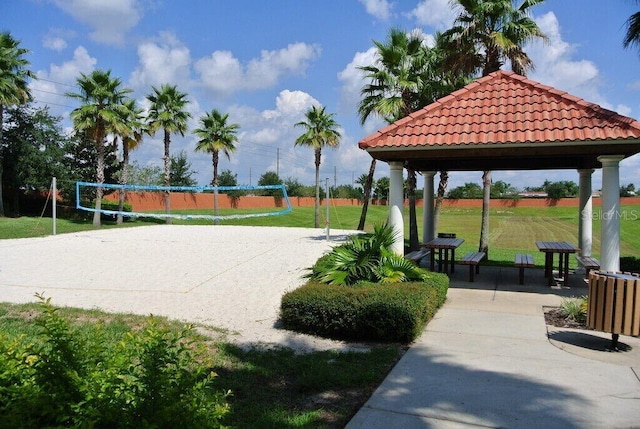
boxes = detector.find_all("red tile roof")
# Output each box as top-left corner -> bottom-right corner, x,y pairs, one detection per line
359,71 -> 640,150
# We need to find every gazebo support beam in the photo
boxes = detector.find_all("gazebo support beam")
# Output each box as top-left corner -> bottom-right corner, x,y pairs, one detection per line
422,171 -> 435,244
598,155 -> 624,272
578,169 -> 594,258
388,162 -> 404,255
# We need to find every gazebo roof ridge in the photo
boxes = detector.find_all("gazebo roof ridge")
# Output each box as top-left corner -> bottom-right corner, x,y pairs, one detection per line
358,70 -> 640,171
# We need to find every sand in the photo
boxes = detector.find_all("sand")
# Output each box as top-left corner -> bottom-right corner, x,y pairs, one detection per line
0,225 -> 368,353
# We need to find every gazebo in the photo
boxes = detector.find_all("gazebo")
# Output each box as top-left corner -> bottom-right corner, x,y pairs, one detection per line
359,71 -> 640,272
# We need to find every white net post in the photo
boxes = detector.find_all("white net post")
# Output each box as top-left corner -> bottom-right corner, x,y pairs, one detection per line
52,177 -> 57,235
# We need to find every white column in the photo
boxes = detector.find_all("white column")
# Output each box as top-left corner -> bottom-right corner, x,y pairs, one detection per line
578,169 -> 594,257
598,155 -> 624,272
422,171 -> 435,244
388,162 -> 405,255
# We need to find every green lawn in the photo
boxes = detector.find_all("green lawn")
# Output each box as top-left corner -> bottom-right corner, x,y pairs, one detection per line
4,203 -> 640,268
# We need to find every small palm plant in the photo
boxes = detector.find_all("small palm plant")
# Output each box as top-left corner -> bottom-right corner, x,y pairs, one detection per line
306,223 -> 429,286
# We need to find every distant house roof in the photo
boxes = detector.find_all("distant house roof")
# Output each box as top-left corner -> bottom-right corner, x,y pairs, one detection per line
359,70 -> 640,171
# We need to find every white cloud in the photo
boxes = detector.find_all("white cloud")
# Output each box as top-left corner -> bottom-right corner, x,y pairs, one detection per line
195,43 -> 320,95
30,46 -> 97,117
129,32 -> 192,90
409,0 -> 457,30
358,0 -> 392,20
337,47 -> 377,116
51,0 -> 142,46
43,36 -> 67,51
528,12 -> 604,105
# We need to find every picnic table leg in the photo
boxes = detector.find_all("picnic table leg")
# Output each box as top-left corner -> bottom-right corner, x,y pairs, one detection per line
558,253 -> 564,280
430,249 -> 435,271
546,252 -> 553,286
438,248 -> 443,272
451,249 -> 456,274
563,253 -> 570,286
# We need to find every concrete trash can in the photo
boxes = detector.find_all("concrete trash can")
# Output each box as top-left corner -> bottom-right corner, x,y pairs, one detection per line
587,272 -> 640,350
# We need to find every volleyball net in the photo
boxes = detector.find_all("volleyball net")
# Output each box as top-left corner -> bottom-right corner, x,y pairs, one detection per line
76,181 -> 292,221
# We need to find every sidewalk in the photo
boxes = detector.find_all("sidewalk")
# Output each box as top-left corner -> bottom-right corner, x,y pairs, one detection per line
347,266 -> 640,428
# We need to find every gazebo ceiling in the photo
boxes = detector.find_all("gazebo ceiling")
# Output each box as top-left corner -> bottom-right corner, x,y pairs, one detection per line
358,71 -> 640,171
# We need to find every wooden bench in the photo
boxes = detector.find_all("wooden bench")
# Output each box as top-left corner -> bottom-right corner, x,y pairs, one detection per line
458,252 -> 486,282
514,253 -> 535,285
405,248 -> 429,264
576,255 -> 600,278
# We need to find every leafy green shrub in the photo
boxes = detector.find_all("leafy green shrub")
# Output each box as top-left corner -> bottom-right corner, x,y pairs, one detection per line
559,296 -> 587,324
280,275 -> 448,343
306,223 -> 430,285
0,296 -> 230,429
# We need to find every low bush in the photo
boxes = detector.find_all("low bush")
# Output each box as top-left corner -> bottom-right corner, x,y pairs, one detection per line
280,274 -> 448,343
0,295 -> 230,429
559,296 -> 587,324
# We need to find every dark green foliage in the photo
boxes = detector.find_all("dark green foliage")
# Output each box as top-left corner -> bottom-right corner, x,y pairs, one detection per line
0,104 -> 71,215
447,182 -> 483,199
620,183 -> 636,197
545,180 -> 578,199
373,176 -> 389,201
170,150 -> 197,187
0,296 -> 230,429
620,256 -> 640,273
280,276 -> 448,343
306,223 -> 430,285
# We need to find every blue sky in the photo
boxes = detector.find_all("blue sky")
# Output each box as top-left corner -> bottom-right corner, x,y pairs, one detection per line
4,0 -> 640,191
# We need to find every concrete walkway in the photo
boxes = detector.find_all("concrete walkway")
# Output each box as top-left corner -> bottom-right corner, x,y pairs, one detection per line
347,266 -> 640,429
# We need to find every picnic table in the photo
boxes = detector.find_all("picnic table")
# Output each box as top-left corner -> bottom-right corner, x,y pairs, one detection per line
536,241 -> 580,286
422,237 -> 464,274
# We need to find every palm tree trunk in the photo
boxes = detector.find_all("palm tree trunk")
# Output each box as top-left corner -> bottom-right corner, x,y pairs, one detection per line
434,171 -> 449,234
314,148 -> 321,228
408,168 -> 419,251
479,170 -> 491,257
117,142 -> 129,225
212,151 -> 219,225
357,159 -> 376,231
92,124 -> 106,228
163,128 -> 171,225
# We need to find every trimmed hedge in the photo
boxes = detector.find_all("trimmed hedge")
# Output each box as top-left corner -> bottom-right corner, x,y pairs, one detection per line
280,273 -> 448,343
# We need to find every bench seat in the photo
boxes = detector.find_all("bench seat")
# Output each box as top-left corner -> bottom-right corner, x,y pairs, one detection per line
576,255 -> 600,278
458,252 -> 486,282
514,253 -> 535,285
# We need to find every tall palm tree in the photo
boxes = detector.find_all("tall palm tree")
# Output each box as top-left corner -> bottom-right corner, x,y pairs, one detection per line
115,99 -> 145,224
443,0 -> 547,257
146,84 -> 191,224
0,32 -> 35,217
67,69 -> 131,227
358,29 -> 469,246
623,2 -> 640,54
294,105 -> 341,228
194,108 -> 239,222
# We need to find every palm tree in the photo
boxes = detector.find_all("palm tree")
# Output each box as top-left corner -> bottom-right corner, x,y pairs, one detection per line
194,108 -> 240,222
67,69 -> 131,227
294,105 -> 341,228
115,99 -> 145,224
623,2 -> 640,54
358,29 -> 469,247
0,32 -> 35,217
146,84 -> 191,224
442,0 -> 547,257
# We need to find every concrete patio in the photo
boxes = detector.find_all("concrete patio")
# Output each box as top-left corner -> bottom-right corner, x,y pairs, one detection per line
347,265 -> 640,428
